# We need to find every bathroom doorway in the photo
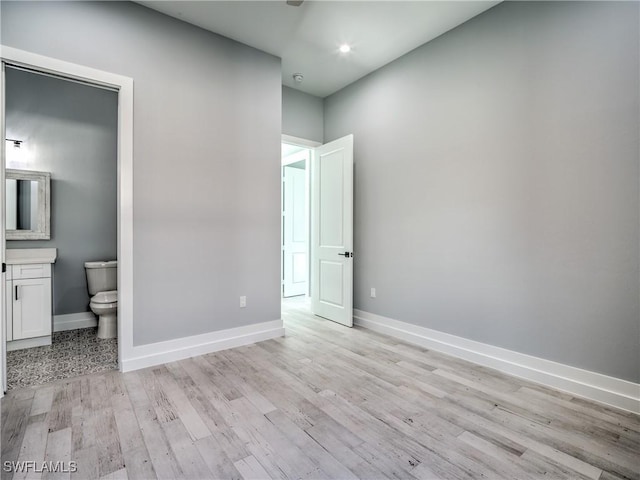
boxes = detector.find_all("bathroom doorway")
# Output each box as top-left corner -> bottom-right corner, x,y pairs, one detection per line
0,48 -> 134,396
1,66 -> 118,390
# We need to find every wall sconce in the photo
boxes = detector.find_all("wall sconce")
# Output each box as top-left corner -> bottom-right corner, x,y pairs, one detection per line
5,139 -> 28,168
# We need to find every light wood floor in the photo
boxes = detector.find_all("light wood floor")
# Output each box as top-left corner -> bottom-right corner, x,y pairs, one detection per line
2,299 -> 639,480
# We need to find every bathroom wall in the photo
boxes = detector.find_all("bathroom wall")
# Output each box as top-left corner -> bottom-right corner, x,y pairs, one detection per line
1,1 -> 282,346
324,1 -> 640,382
282,86 -> 323,143
5,68 -> 118,319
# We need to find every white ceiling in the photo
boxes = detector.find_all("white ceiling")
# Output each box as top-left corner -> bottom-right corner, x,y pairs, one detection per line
137,1 -> 500,98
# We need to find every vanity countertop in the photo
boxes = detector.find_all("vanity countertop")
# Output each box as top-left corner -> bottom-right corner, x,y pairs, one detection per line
6,248 -> 57,265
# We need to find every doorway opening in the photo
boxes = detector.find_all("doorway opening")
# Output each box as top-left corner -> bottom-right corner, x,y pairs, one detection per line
281,136 -> 319,317
281,143 -> 310,299
280,134 -> 354,326
2,66 -> 118,390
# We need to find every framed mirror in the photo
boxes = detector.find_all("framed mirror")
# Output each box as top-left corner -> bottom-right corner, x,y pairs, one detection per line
6,169 -> 51,240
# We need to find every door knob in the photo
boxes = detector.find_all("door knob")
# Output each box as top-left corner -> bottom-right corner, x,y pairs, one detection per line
337,251 -> 353,257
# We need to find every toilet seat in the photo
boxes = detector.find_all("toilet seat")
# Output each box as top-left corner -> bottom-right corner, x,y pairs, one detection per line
85,260 -> 118,269
91,290 -> 118,304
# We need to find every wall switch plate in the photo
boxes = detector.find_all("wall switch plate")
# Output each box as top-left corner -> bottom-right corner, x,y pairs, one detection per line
370,288 -> 376,298
240,296 -> 247,308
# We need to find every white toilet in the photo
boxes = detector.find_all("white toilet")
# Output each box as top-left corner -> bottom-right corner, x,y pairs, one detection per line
84,260 -> 118,339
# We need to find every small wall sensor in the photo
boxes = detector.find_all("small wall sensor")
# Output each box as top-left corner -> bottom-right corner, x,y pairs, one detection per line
293,73 -> 304,83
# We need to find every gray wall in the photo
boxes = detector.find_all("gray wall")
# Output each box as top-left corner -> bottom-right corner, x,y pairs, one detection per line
1,1 -> 282,346
282,86 -> 323,143
5,68 -> 118,317
324,1 -> 639,382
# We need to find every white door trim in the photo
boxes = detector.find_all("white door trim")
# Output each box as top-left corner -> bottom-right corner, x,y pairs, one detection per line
1,62 -> 6,395
282,134 -> 321,149
0,45 -> 134,379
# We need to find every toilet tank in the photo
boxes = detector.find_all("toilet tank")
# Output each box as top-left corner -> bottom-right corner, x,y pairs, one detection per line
85,260 -> 117,295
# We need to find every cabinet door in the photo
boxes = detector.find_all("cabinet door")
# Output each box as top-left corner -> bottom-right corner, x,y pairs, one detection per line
5,282 -> 12,341
12,278 -> 52,340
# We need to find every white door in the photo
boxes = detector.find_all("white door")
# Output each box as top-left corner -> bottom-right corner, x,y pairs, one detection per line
282,164 -> 308,297
311,134 -> 354,327
1,62 -> 6,395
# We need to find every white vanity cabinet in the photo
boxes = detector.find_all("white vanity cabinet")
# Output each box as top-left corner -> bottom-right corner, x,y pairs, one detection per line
7,264 -> 52,340
5,249 -> 57,351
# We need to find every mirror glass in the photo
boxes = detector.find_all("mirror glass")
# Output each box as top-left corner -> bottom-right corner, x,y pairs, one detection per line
5,169 -> 51,240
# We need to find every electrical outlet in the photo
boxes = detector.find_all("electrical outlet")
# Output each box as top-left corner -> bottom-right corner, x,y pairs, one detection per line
370,288 -> 376,298
240,296 -> 247,308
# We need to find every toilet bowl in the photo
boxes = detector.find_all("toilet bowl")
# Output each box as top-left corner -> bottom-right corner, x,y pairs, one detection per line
85,260 -> 118,339
90,290 -> 118,339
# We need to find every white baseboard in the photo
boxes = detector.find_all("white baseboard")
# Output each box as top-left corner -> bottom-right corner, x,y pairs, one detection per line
353,309 -> 640,414
54,312 -> 97,332
121,319 -> 284,372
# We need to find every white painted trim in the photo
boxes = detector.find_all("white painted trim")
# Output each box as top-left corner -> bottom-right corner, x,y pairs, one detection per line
353,309 -> 640,414
0,45 -> 134,374
7,335 -> 51,352
121,320 -> 284,372
1,62 -> 6,397
282,134 -> 321,148
53,312 -> 97,332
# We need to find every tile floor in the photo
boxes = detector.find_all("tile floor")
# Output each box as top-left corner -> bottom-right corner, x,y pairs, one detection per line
6,327 -> 117,390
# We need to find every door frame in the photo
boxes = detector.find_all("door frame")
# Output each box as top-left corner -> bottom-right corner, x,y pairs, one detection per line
0,46 -> 134,396
1,62 -> 5,394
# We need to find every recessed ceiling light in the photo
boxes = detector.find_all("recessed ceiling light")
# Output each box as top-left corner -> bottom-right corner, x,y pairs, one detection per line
339,44 -> 351,54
